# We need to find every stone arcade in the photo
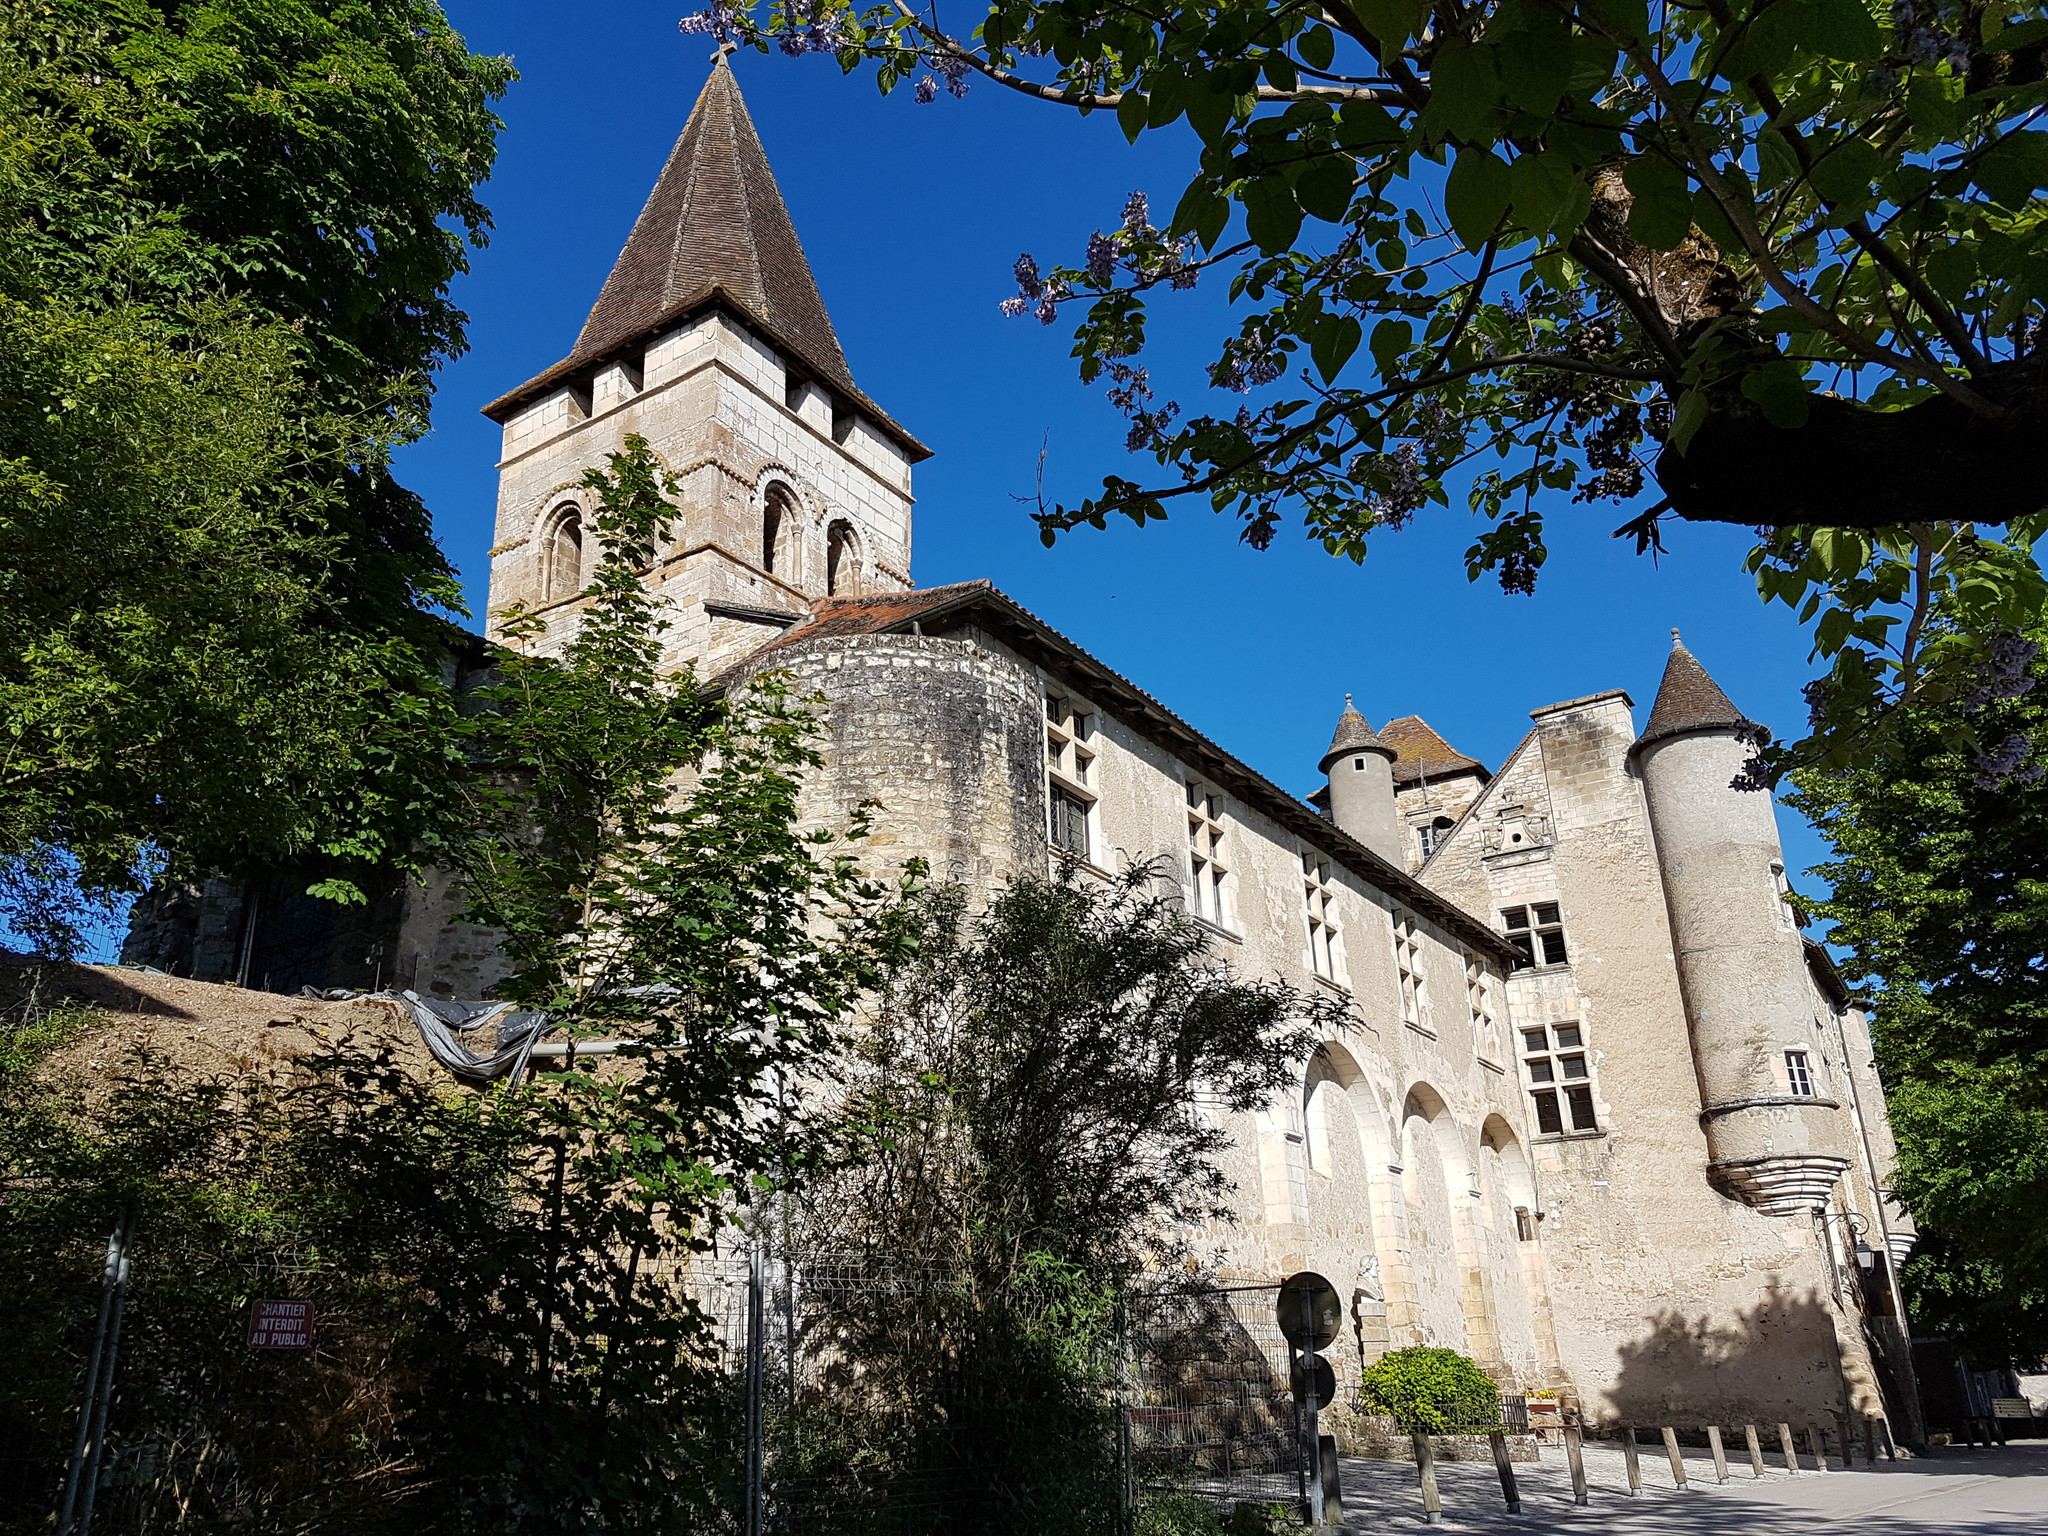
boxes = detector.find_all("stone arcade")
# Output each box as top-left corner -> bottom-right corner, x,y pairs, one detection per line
126,57 -> 1920,1438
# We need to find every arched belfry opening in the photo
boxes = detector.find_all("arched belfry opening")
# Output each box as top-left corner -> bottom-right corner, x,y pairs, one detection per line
825,519 -> 861,597
762,483 -> 798,579
544,504 -> 584,602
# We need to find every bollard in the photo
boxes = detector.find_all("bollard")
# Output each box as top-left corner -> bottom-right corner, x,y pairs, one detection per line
1877,1417 -> 1898,1462
1744,1423 -> 1766,1478
1489,1429 -> 1522,1514
1863,1415 -> 1877,1465
1810,1424 -> 1830,1472
1564,1420 -> 1590,1506
1412,1431 -> 1444,1525
1622,1426 -> 1643,1496
1318,1434 -> 1342,1523
1778,1422 -> 1801,1472
1707,1424 -> 1729,1484
1663,1427 -> 1689,1489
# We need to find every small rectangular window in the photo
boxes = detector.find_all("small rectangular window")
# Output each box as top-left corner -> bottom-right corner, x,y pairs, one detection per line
1553,1024 -> 1583,1049
1527,1058 -> 1555,1083
1187,780 -> 1230,926
1302,852 -> 1342,982
1521,1027 -> 1549,1055
1786,1050 -> 1814,1097
1514,1207 -> 1538,1243
1500,903 -> 1568,971
1393,909 -> 1428,1030
1050,786 -> 1090,858
1532,1089 -> 1563,1135
1564,1083 -> 1598,1130
1560,1053 -> 1588,1080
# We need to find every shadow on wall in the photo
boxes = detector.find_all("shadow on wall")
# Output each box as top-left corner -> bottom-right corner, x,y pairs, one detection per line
1604,1280 -> 1849,1427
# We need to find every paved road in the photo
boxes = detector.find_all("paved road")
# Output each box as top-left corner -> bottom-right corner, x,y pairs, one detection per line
1326,1439 -> 2048,1533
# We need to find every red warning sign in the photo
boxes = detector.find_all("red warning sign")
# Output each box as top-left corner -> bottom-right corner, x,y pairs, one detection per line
247,1300 -> 313,1350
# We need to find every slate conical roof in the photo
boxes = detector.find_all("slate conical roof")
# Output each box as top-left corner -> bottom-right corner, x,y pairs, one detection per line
1636,630 -> 1756,750
1320,696 -> 1397,774
482,57 -> 925,455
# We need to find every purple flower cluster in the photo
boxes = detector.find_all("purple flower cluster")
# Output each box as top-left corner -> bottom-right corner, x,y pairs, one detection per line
1122,191 -> 1149,234
1964,635 -> 2040,709
1086,230 -> 1118,285
1362,444 -> 1425,529
937,51 -> 971,97
1211,326 -> 1285,392
1890,0 -> 1971,72
1802,678 -> 1830,731
999,253 -> 1066,323
678,2 -> 740,40
1975,731 -> 2044,788
914,75 -> 939,103
1105,362 -> 1180,452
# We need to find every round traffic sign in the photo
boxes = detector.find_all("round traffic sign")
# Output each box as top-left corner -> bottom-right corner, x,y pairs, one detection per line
1276,1270 -> 1342,1351
1290,1353 -> 1337,1409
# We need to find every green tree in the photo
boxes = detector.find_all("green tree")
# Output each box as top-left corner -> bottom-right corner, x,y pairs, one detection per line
715,0 -> 2048,778
1358,1345 -> 1503,1432
0,2 -> 514,947
1789,626 -> 2048,1357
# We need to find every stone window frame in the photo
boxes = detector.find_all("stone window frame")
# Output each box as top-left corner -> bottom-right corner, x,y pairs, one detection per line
1466,952 -> 1502,1061
1392,906 -> 1430,1034
1521,1021 -> 1599,1135
759,478 -> 803,582
1045,688 -> 1098,865
1501,901 -> 1569,971
1184,778 -> 1234,930
824,517 -> 863,596
541,501 -> 586,604
1301,850 -> 1344,985
1786,1048 -> 1816,1097
1415,814 -> 1457,862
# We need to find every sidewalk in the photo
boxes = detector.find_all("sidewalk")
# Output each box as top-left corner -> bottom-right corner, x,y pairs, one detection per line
1328,1439 -> 2048,1533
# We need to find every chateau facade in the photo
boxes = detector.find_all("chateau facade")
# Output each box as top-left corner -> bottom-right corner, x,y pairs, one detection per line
128,58 -> 1920,1437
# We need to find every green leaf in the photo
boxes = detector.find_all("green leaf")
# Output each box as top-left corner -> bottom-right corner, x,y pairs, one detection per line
1669,389 -> 1710,452
1509,151 -> 1582,236
1172,181 -> 1231,248
1807,136 -> 1885,206
1298,25 -> 1336,71
1370,318 -> 1413,373
1294,156 -> 1357,223
1118,89 -> 1150,144
1622,156 -> 1692,250
1352,0 -> 1431,45
1310,315 -> 1363,382
1498,22 -> 1574,114
1426,37 -> 1503,144
1242,176 -> 1304,253
1975,132 -> 2048,209
1809,0 -> 1884,62
1924,242 -> 1979,303
1444,147 -> 1512,251
1740,361 -> 1813,429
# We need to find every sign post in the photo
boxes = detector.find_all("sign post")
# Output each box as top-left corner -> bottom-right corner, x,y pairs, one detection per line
1276,1271 -> 1342,1529
247,1300 -> 314,1351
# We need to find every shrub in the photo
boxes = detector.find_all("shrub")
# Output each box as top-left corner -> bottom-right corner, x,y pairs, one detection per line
1358,1346 -> 1500,1434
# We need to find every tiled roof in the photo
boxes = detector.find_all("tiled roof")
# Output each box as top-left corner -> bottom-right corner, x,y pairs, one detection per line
1319,699 -> 1395,773
1378,716 -> 1489,786
481,58 -> 927,457
1636,632 -> 1754,750
728,580 -> 1516,965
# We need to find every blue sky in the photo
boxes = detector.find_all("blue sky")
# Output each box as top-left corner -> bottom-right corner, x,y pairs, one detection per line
399,0 -> 1833,888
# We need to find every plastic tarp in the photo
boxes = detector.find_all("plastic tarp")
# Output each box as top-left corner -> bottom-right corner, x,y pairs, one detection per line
391,991 -> 556,1087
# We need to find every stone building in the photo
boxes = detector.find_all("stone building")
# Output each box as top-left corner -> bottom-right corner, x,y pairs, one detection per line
126,57 -> 1919,1437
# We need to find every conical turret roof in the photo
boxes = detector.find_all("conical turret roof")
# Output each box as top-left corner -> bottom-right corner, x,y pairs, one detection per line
483,57 -> 924,455
1320,696 -> 1397,774
1636,630 -> 1755,750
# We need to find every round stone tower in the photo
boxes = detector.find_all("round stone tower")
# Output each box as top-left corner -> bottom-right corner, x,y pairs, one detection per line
1631,633 -> 1849,1215
1321,697 -> 1402,865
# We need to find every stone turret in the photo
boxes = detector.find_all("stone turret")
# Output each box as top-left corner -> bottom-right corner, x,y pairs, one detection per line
1632,633 -> 1849,1215
1320,697 -> 1402,863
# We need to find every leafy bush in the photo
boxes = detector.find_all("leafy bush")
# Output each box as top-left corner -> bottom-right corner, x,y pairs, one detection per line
1358,1346 -> 1501,1434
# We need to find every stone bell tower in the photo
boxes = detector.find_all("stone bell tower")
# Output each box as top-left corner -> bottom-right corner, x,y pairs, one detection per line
478,55 -> 929,675
1632,633 -> 1850,1215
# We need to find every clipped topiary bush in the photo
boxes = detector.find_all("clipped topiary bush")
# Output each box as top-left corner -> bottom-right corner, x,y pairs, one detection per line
1357,1346 -> 1502,1434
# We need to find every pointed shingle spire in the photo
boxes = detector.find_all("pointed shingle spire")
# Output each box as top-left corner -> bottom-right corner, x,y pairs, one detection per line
483,57 -> 924,455
1637,629 -> 1755,749
575,55 -> 854,392
1320,694 -> 1397,774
